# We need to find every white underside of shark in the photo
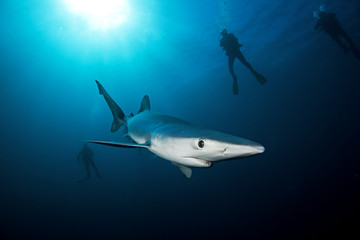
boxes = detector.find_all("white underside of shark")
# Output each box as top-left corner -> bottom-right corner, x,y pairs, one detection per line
89,80 -> 265,178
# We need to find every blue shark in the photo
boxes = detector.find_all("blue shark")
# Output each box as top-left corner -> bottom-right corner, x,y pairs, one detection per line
89,80 -> 265,178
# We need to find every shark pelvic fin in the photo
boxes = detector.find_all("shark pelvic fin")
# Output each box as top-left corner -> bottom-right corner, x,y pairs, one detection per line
172,162 -> 192,178
95,80 -> 126,132
87,140 -> 150,149
138,95 -> 150,113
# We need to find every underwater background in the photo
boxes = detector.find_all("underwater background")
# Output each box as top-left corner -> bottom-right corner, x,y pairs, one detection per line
1,0 -> 359,239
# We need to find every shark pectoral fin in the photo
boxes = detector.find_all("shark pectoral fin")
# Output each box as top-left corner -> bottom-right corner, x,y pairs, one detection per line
171,162 -> 192,178
87,140 -> 150,149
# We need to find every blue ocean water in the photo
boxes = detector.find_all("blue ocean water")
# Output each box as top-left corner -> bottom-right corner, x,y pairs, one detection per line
1,0 -> 359,239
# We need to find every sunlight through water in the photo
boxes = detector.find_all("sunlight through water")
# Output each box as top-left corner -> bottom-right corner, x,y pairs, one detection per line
63,0 -> 131,30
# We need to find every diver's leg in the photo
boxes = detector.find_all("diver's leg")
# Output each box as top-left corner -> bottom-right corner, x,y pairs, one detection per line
77,163 -> 91,183
228,55 -> 236,79
228,56 -> 238,95
85,163 -> 91,178
236,51 -> 254,72
339,29 -> 360,60
90,161 -> 102,178
237,51 -> 267,84
339,28 -> 355,48
330,34 -> 349,54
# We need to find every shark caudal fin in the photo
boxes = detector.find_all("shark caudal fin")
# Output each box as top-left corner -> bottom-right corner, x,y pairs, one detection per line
95,80 -> 126,132
138,95 -> 150,113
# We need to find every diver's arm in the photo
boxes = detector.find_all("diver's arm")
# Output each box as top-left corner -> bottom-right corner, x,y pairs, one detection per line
220,39 -> 227,51
220,38 -> 225,47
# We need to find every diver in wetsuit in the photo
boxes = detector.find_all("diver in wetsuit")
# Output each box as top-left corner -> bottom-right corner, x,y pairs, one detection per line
77,144 -> 102,182
313,5 -> 360,60
220,29 -> 267,95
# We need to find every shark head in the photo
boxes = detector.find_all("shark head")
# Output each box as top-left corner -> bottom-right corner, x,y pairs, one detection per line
150,125 -> 265,168
190,132 -> 265,161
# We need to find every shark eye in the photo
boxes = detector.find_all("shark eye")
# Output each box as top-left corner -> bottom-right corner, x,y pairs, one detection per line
197,139 -> 205,149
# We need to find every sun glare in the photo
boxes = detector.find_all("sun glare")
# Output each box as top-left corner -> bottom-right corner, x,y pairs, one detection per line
64,0 -> 131,30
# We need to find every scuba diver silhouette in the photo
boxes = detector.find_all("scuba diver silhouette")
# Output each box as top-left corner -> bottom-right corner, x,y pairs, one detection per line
77,144 -> 102,182
220,29 -> 267,95
313,5 -> 360,60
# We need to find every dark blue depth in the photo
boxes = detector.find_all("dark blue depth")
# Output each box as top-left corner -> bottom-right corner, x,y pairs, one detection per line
0,1 -> 359,239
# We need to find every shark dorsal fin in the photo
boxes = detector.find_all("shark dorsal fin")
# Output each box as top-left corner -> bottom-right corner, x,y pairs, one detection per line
138,95 -> 150,113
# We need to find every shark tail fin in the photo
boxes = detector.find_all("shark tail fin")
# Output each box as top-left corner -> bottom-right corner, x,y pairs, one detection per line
95,80 -> 126,132
138,95 -> 150,113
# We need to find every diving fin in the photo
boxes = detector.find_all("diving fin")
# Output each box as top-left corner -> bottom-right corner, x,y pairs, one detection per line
353,48 -> 360,61
232,77 -> 239,95
254,72 -> 267,85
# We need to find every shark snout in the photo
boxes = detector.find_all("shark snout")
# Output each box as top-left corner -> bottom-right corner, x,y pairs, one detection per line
252,144 -> 265,154
224,141 -> 265,159
244,143 -> 265,156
